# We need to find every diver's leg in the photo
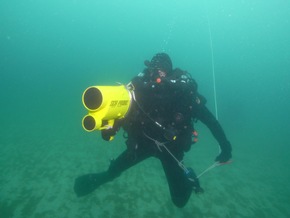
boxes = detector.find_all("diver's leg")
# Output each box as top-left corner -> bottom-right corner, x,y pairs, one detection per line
107,147 -> 151,178
159,152 -> 201,208
74,147 -> 151,197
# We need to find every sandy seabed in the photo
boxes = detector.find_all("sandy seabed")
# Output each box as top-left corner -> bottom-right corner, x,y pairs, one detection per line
1,125 -> 289,218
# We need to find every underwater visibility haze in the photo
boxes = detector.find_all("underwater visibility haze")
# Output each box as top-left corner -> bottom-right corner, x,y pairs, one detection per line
0,0 -> 290,217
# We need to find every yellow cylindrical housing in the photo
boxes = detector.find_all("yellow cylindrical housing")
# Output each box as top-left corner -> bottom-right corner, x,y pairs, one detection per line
82,85 -> 132,132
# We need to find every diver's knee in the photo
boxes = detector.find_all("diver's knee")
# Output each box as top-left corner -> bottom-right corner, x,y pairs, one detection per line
172,197 -> 188,208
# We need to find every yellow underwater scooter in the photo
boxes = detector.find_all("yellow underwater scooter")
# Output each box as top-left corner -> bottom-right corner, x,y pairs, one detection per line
82,85 -> 132,133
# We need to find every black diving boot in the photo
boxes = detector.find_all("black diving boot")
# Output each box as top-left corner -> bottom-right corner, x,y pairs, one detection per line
185,167 -> 204,194
74,159 -> 121,197
74,171 -> 112,197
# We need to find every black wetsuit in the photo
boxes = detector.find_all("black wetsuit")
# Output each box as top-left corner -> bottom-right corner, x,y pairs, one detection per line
99,69 -> 232,208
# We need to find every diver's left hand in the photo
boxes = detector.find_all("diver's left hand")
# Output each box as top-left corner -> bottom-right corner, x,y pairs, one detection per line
215,150 -> 232,163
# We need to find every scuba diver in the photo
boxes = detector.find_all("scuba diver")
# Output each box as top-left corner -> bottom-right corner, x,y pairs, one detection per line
74,53 -> 232,208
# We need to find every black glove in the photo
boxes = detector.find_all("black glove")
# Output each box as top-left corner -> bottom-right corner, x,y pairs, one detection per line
101,119 -> 123,141
215,150 -> 232,163
101,128 -> 117,141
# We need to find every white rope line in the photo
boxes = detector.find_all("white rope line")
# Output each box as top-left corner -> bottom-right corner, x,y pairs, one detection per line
143,132 -> 189,173
143,132 -> 226,179
197,162 -> 220,178
205,0 -> 219,120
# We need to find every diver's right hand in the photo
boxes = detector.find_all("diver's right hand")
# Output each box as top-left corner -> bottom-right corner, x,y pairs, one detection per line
101,120 -> 123,141
101,128 -> 116,141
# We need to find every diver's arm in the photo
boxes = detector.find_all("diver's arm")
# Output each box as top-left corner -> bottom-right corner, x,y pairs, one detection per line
197,105 -> 232,162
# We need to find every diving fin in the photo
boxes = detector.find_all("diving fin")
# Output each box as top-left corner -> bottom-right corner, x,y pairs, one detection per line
74,172 -> 110,197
